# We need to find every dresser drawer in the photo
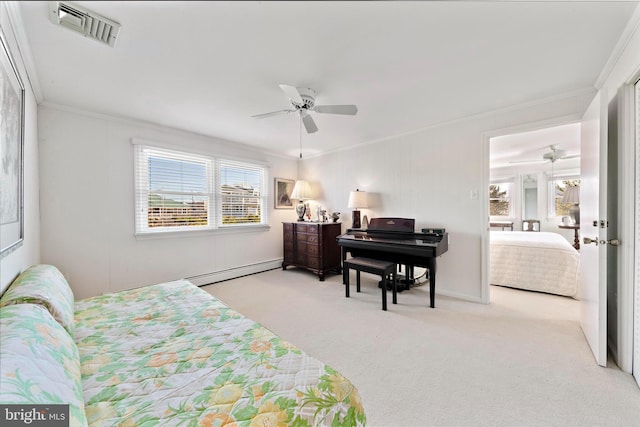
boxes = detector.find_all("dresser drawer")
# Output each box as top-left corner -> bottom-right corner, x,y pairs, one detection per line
307,234 -> 318,244
296,223 -> 318,234
295,252 -> 307,265
307,244 -> 319,256
307,256 -> 320,269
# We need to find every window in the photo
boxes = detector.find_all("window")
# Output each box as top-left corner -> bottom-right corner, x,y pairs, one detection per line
548,177 -> 580,218
134,144 -> 268,234
489,181 -> 514,217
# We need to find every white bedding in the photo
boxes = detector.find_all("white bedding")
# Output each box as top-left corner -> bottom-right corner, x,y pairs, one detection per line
490,231 -> 580,298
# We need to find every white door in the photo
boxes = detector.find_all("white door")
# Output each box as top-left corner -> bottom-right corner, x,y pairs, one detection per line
579,90 -> 608,367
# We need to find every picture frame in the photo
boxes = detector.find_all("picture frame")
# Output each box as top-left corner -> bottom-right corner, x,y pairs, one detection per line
0,31 -> 25,258
274,178 -> 294,209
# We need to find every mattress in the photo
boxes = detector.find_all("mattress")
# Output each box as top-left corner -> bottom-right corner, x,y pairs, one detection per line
74,280 -> 365,426
490,231 -> 580,297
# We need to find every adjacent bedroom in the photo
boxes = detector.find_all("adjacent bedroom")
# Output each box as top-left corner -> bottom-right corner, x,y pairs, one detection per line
488,123 -> 582,304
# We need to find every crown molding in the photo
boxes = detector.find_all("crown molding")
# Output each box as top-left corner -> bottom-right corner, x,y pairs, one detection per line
594,3 -> 640,90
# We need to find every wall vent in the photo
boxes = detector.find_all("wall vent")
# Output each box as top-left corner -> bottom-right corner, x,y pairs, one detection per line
48,1 -> 121,48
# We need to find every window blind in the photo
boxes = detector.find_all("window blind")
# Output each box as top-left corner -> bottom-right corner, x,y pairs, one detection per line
134,144 -> 268,234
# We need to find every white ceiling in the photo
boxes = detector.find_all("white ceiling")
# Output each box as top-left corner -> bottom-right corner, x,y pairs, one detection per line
18,1 -> 637,158
490,122 -> 581,174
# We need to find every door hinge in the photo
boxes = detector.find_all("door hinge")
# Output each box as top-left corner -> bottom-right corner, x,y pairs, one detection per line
592,220 -> 608,228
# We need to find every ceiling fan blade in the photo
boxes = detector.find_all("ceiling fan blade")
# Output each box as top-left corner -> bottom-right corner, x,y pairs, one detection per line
508,159 -> 546,164
279,84 -> 304,105
251,109 -> 294,119
562,154 -> 580,160
313,105 -> 358,115
301,113 -> 318,134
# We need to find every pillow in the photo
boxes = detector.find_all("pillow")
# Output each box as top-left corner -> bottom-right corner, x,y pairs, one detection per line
0,304 -> 88,427
0,264 -> 76,336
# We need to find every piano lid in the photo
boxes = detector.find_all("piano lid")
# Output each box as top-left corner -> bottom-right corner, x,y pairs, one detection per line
367,217 -> 415,233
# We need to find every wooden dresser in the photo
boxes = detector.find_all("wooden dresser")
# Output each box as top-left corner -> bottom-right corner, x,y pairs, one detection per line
282,222 -> 342,281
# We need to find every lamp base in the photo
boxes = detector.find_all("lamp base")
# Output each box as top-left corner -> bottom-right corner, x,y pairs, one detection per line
351,210 -> 361,229
295,202 -> 306,221
569,204 -> 580,225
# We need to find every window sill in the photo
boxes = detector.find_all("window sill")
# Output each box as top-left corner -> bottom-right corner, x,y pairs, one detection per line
134,224 -> 271,240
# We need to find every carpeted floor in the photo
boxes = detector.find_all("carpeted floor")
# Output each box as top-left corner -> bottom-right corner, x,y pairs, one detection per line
202,268 -> 640,427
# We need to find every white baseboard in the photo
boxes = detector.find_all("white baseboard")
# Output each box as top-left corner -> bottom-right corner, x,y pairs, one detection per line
438,288 -> 484,304
186,259 -> 282,286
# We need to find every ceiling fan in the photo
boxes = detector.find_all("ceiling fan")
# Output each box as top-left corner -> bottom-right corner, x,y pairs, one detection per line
252,84 -> 358,134
509,144 -> 580,164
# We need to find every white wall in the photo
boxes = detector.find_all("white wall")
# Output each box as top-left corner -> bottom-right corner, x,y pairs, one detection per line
300,92 -> 593,303
0,3 -> 40,293
38,105 -> 298,299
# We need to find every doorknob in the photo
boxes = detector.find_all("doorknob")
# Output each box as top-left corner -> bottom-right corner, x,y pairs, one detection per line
582,237 -> 620,246
583,237 -> 599,246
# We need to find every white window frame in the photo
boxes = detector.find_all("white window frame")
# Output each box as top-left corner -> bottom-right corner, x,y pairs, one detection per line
134,144 -> 268,235
547,173 -> 580,220
489,179 -> 515,219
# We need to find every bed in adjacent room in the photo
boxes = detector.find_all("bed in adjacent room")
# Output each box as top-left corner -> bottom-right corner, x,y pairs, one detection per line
490,231 -> 580,298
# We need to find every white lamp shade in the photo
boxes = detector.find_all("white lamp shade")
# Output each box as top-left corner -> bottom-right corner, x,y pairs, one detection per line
290,180 -> 312,200
562,185 -> 580,204
348,190 -> 368,209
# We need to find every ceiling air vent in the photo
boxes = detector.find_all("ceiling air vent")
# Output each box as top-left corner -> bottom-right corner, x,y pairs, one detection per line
48,1 -> 121,48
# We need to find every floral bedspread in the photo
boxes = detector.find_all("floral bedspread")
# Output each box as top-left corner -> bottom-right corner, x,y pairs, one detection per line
74,280 -> 365,426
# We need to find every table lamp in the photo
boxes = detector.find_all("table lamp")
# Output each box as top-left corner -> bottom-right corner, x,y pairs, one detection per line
562,185 -> 580,225
347,189 -> 368,229
290,180 -> 312,221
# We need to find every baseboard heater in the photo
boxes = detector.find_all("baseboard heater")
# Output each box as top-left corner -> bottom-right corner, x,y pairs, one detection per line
186,259 -> 282,286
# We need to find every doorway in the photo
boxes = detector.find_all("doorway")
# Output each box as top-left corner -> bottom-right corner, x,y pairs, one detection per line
488,122 -> 582,301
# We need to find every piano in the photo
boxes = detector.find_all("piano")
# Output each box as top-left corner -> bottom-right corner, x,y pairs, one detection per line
336,217 -> 448,308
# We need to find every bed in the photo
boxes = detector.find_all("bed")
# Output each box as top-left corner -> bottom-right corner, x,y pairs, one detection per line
0,265 -> 366,426
490,231 -> 580,298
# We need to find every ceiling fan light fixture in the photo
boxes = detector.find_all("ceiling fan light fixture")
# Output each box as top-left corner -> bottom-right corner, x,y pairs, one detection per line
252,84 -> 357,134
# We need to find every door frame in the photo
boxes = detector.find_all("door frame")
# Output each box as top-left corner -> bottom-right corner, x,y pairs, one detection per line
480,114 -> 582,304
616,72 -> 639,374
480,90 -> 637,373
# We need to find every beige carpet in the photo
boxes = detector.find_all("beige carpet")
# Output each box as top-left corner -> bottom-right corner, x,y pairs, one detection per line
202,268 -> 640,427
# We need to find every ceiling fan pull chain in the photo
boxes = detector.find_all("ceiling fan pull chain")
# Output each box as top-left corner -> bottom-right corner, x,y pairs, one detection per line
299,113 -> 303,159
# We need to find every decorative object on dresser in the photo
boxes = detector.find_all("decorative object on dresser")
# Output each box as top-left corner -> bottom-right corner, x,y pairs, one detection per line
347,189 -> 368,229
290,180 -> 312,221
274,177 -> 295,209
562,184 -> 580,225
282,222 -> 342,281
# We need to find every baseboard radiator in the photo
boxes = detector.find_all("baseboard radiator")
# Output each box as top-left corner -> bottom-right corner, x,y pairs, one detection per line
186,259 -> 282,286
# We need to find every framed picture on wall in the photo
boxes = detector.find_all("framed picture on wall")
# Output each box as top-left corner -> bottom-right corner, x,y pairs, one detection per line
274,178 -> 294,209
0,31 -> 25,258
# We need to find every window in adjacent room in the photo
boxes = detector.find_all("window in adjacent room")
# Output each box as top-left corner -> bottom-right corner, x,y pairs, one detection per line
489,181 -> 514,218
548,177 -> 580,218
134,144 -> 268,234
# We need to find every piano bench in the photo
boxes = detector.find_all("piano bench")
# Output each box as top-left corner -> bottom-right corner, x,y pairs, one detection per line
343,257 -> 397,311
